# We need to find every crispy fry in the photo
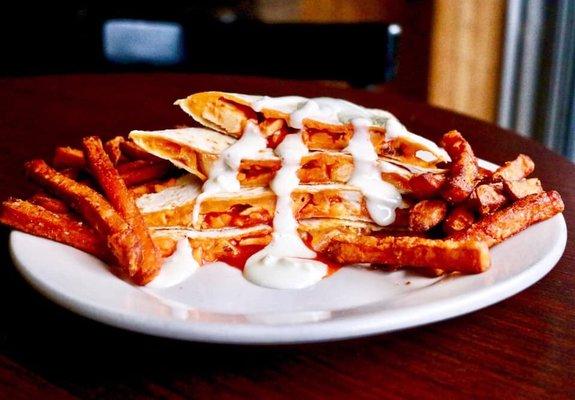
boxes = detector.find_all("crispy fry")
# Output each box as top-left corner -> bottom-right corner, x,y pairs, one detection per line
493,154 -> 534,181
59,167 -> 81,180
472,183 -> 507,215
408,200 -> 448,232
476,166 -> 493,183
409,173 -> 446,199
441,131 -> 478,203
104,136 -> 125,165
25,159 -> 141,276
451,190 -> 564,247
29,193 -> 70,214
0,198 -> 109,260
26,160 -> 126,235
120,140 -> 162,161
82,136 -> 161,284
443,205 -> 475,236
117,160 -> 173,187
503,178 -> 542,200
53,146 -> 85,169
54,144 -> 168,187
326,235 -> 490,273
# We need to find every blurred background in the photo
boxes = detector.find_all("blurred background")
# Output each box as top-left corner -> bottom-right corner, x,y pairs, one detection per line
0,1 -> 573,160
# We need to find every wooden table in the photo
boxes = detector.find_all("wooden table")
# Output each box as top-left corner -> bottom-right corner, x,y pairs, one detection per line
0,74 -> 573,399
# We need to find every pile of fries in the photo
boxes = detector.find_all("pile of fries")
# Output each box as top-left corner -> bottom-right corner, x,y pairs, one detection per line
325,130 -> 564,274
1,136 -> 176,284
0,129 -> 564,285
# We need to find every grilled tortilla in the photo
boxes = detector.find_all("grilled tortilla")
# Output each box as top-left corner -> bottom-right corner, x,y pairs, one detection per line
137,175 -> 412,230
130,128 -> 444,191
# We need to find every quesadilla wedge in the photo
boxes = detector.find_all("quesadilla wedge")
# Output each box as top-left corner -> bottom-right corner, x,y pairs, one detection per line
174,91 -> 449,168
136,175 -> 411,230
129,127 -> 445,191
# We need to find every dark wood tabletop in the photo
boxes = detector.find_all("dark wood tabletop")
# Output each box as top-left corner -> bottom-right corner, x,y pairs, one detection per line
0,74 -> 573,399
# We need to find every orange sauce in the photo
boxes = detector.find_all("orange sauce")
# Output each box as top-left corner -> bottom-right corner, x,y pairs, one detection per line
314,252 -> 342,277
266,129 -> 288,149
219,244 -> 266,270
220,242 -> 341,277
302,234 -> 342,276
203,208 -> 271,229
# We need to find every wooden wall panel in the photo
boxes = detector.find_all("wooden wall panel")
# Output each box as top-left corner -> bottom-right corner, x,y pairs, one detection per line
257,0 -> 401,23
428,0 -> 505,122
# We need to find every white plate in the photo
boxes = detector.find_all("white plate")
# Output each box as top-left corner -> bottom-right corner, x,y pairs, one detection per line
9,213 -> 566,344
7,159 -> 568,344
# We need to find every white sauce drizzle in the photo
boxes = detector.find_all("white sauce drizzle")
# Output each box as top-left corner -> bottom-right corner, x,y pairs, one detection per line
344,118 -> 402,226
147,238 -> 198,288
243,132 -> 327,289
191,121 -> 267,226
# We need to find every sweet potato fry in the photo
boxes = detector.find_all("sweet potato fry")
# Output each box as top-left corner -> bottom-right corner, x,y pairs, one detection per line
59,167 -> 81,180
118,160 -> 173,187
53,146 -> 85,169
451,190 -> 564,247
409,173 -> 446,199
0,198 -> 109,260
503,178 -> 542,200
120,140 -> 162,161
443,205 -> 475,236
409,200 -> 448,232
441,131 -> 478,203
82,136 -> 161,284
25,159 -> 141,276
476,166 -> 493,183
54,144 -> 168,186
492,154 -> 534,181
326,235 -> 490,273
472,183 -> 507,215
26,160 -> 126,234
29,193 -> 70,214
104,136 -> 125,165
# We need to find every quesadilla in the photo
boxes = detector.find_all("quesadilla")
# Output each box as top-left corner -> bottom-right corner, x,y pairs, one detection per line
129,127 -> 444,191
136,174 -> 411,230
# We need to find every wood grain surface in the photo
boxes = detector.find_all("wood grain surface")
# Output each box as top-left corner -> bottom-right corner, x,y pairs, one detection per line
0,74 -> 572,399
429,0 -> 505,122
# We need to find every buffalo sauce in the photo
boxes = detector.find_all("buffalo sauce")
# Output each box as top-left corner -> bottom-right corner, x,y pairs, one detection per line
301,234 -> 342,276
313,252 -> 341,277
219,244 -> 267,270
